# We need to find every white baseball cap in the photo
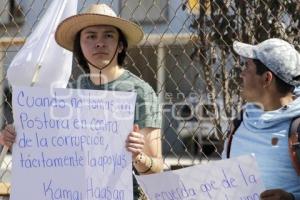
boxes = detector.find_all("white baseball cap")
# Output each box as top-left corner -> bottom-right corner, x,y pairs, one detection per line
233,38 -> 300,86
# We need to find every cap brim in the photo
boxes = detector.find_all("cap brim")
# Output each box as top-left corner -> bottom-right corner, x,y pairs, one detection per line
55,13 -> 144,51
233,41 -> 257,59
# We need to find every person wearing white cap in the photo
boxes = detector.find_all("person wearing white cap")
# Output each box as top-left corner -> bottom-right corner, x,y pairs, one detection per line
223,38 -> 300,199
1,3 -> 163,199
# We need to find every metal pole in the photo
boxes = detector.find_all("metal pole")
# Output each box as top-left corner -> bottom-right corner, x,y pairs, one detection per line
157,44 -> 166,103
0,47 -> 7,166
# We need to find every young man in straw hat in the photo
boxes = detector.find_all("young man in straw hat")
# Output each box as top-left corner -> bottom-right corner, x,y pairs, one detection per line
1,3 -> 163,199
224,38 -> 300,199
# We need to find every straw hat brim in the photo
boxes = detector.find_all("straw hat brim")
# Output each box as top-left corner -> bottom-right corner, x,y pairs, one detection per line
55,14 -> 144,51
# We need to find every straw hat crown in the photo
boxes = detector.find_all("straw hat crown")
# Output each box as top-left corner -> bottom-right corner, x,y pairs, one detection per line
55,4 -> 144,51
89,4 -> 116,16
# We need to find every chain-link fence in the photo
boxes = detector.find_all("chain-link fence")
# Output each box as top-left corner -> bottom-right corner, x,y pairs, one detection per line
0,0 -> 299,198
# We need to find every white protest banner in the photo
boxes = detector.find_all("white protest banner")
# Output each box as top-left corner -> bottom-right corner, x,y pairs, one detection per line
11,86 -> 137,200
7,0 -> 77,88
0,0 -> 77,172
136,155 -> 265,200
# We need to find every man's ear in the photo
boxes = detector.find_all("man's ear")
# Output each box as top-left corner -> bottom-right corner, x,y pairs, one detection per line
263,71 -> 273,87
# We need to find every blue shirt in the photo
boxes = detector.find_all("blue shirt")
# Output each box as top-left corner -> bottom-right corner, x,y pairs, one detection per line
223,100 -> 300,199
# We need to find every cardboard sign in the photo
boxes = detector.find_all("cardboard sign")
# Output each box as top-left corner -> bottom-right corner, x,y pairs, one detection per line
136,155 -> 265,200
11,86 -> 137,200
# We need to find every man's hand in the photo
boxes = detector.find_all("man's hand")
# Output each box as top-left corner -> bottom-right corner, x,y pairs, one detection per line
0,124 -> 16,149
260,189 -> 295,200
125,124 -> 145,159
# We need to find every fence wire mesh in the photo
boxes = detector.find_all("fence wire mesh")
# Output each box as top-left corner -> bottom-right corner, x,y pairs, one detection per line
0,0 -> 299,198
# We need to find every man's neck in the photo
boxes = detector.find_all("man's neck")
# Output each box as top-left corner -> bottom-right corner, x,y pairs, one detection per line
261,93 -> 294,111
89,64 -> 124,85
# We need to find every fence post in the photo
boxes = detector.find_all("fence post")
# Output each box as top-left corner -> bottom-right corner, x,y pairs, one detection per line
157,43 -> 166,103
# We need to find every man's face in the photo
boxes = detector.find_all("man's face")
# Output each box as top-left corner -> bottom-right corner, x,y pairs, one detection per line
80,25 -> 122,69
240,58 -> 265,102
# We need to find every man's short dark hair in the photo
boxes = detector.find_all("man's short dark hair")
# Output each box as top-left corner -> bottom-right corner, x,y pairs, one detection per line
73,27 -> 128,73
253,59 -> 295,94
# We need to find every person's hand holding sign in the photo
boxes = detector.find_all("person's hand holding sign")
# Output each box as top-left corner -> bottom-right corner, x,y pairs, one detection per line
0,124 -> 16,149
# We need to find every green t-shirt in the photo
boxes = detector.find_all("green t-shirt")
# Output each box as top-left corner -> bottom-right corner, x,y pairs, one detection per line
69,70 -> 161,129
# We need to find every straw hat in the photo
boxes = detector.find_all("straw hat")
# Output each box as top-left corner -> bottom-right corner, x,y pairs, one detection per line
55,4 -> 144,51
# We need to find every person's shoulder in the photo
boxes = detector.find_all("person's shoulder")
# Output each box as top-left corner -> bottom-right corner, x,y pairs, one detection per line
125,71 -> 154,91
67,80 -> 77,89
67,76 -> 89,89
